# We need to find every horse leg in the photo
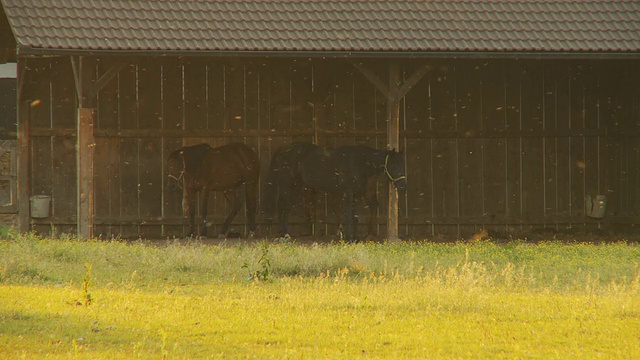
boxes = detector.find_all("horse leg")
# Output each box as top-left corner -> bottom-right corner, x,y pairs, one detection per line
350,192 -> 360,242
276,179 -> 298,237
352,198 -> 360,242
302,188 -> 316,236
365,177 -> 379,238
186,190 -> 198,238
343,191 -> 356,242
199,188 -> 210,238
244,181 -> 258,237
277,189 -> 293,237
220,190 -> 241,238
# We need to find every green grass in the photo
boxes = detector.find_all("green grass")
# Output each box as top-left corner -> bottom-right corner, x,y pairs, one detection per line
1,232 -> 639,358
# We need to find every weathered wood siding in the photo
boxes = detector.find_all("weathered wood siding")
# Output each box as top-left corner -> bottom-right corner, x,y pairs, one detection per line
21,57 -> 640,239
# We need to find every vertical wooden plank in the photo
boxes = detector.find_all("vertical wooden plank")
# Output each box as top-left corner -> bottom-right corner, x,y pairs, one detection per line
333,62 -> 356,145
184,60 -> 208,131
244,62 -> 262,234
51,136 -> 76,233
206,61 -> 225,131
119,64 -> 138,130
51,59 -> 76,129
48,58 -> 79,235
289,60 -> 313,134
108,138 -> 122,237
77,108 -> 94,239
118,64 -> 139,237
260,62 -> 279,235
93,137 -> 110,238
30,137 -> 52,203
24,59 -> 52,130
311,59 -> 338,144
138,61 -> 163,130
619,64 -> 638,217
504,63 -> 522,227
17,100 -> 30,232
225,62 -> 246,134
353,64 -> 375,141
138,138 -> 162,238
405,137 -> 433,238
542,65 -> 558,223
569,64 -> 586,222
352,63 -> 381,237
75,56 -> 97,240
316,62 -> 338,147
481,61 -> 508,231
605,62 -> 621,219
553,63 -> 572,225
95,59 -> 121,237
402,62 -> 430,134
245,61 -> 261,140
22,60 -> 53,234
403,63 -> 432,238
266,60 -> 293,133
630,63 -> 640,217
96,59 -> 120,131
580,62 -> 601,228
217,62 -> 251,234
455,61 -> 483,236
520,62 -> 545,228
386,62 -> 400,241
161,59 -> 185,236
138,61 -> 162,238
429,65 -> 458,236
119,138 -> 139,238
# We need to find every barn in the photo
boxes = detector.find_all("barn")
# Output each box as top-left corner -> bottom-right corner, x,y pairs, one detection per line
0,0 -> 639,240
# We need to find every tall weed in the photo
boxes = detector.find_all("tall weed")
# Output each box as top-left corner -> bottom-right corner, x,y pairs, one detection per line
0,234 -> 638,295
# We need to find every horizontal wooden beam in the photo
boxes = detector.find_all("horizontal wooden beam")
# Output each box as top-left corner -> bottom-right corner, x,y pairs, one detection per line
32,217 -> 640,229
30,216 -> 320,227
27,127 -> 630,139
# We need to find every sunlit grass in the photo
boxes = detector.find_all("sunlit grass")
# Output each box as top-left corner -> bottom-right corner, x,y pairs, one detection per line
1,232 -> 639,358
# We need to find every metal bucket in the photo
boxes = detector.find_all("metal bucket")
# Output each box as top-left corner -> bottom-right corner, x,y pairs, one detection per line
30,195 -> 52,218
585,195 -> 607,219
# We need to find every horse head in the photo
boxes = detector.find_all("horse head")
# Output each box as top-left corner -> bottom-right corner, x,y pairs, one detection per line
384,149 -> 407,190
166,149 -> 185,190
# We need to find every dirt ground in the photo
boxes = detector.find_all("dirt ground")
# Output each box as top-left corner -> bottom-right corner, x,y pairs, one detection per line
2,214 -> 638,245
137,225 -> 640,247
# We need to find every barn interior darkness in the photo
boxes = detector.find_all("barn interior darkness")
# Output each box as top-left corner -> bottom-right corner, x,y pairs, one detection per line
15,56 -> 640,239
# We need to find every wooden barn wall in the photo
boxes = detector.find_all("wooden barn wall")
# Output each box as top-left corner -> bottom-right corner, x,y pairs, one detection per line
23,57 -> 640,239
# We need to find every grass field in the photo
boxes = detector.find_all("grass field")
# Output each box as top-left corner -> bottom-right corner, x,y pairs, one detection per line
1,232 -> 639,358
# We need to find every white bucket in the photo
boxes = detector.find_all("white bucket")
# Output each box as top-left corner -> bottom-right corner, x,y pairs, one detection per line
585,195 -> 607,219
30,195 -> 52,218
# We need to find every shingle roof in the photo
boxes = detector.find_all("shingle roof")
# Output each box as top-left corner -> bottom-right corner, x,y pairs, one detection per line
2,0 -> 640,56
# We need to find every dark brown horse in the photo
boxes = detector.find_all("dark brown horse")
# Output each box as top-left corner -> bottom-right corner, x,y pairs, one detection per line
167,143 -> 260,238
263,142 -> 406,241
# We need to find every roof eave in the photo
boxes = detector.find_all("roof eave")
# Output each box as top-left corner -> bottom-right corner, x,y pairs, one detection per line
16,45 -> 640,60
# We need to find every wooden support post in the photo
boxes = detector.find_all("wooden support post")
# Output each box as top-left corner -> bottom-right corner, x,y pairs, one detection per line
17,100 -> 30,233
353,61 -> 430,242
387,63 -> 401,242
77,107 -> 95,239
72,56 -> 96,239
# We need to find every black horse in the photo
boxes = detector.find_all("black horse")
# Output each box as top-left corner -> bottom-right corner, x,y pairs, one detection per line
264,142 -> 406,241
167,142 -> 260,238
